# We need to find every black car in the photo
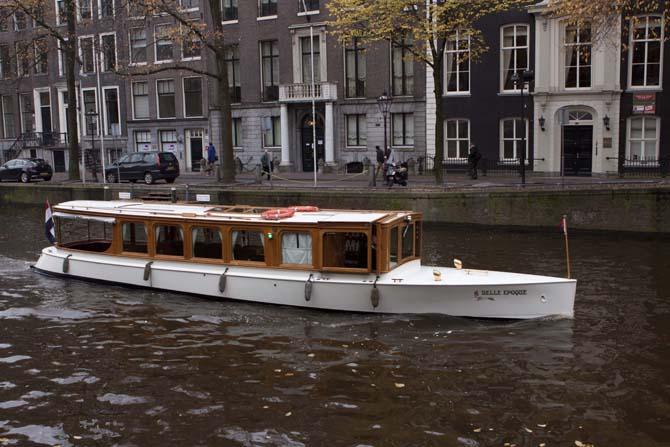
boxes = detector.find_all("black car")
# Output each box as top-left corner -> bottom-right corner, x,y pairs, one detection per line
105,151 -> 179,184
0,158 -> 53,183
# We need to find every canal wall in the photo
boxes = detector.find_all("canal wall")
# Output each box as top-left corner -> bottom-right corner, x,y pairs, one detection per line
1,183 -> 669,233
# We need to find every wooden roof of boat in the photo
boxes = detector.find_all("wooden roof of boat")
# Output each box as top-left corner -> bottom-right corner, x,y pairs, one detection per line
53,200 -> 419,225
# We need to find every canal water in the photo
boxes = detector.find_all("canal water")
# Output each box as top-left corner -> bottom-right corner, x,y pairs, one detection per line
0,205 -> 668,447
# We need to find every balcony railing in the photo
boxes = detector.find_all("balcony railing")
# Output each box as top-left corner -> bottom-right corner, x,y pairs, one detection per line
279,82 -> 338,103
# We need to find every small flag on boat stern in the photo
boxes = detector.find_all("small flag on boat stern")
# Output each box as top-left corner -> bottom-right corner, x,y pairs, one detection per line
45,199 -> 56,244
559,215 -> 568,236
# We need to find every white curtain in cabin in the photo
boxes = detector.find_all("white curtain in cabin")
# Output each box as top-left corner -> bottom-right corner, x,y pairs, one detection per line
282,232 -> 312,265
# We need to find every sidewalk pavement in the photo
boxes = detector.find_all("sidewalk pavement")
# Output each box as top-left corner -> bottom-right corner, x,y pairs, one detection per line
47,170 -> 670,192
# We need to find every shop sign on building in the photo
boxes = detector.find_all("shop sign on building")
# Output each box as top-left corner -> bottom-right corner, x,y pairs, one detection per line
632,93 -> 656,115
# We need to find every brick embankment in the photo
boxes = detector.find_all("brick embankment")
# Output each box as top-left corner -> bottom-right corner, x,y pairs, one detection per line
1,172 -> 669,233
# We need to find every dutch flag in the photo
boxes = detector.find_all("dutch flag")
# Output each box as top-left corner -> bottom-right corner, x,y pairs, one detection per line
45,199 -> 56,244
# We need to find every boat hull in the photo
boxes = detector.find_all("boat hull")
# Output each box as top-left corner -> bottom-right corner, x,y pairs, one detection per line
34,247 -> 576,319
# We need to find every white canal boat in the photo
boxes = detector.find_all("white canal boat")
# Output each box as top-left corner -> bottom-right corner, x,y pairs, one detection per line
33,200 -> 576,319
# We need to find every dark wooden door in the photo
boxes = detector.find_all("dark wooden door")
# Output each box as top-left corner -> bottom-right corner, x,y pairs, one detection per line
53,151 -> 65,172
190,138 -> 202,172
563,125 -> 593,176
301,117 -> 324,172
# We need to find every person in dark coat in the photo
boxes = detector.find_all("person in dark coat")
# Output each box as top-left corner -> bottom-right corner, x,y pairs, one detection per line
206,142 -> 217,176
375,145 -> 384,178
467,144 -> 482,180
261,149 -> 273,180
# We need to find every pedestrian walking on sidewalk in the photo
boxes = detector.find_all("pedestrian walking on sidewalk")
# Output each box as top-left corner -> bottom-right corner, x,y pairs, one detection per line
261,149 -> 273,180
206,142 -> 217,176
375,145 -> 384,178
468,144 -> 482,180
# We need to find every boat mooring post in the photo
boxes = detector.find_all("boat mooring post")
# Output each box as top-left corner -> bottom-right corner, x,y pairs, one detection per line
103,185 -> 109,201
170,187 -> 177,203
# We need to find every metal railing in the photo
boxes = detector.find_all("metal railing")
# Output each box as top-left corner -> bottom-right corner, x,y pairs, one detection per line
416,156 -> 532,176
279,82 -> 338,102
608,156 -> 670,177
1,132 -> 68,164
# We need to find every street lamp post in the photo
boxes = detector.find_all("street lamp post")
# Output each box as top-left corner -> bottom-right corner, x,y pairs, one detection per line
375,92 -> 392,187
85,111 -> 99,182
511,70 -> 534,186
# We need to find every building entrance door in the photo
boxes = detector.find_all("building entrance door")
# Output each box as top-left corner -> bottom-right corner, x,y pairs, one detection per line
186,129 -> 205,172
563,125 -> 593,176
301,115 -> 324,172
53,150 -> 65,173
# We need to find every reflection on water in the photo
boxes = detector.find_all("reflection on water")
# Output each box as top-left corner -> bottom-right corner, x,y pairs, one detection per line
0,206 -> 669,446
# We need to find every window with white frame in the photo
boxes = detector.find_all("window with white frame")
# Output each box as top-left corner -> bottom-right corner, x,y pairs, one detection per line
0,45 -> 10,79
500,118 -> 528,161
261,40 -> 279,101
57,39 -> 67,76
182,22 -> 202,60
155,24 -> 174,62
392,113 -> 414,146
346,114 -> 366,147
224,44 -> 240,103
445,119 -> 469,159
134,130 -> 151,151
263,116 -> 280,147
129,28 -> 147,64
78,0 -> 92,20
627,116 -> 659,160
564,23 -> 591,88
18,93 -> 33,133
132,81 -> 149,119
446,32 -> 470,94
232,117 -> 242,147
299,0 -> 319,13
159,129 -> 177,152
501,24 -> 529,91
103,87 -> 120,135
180,0 -> 198,10
258,0 -> 277,17
222,0 -> 238,21
2,96 -> 16,139
630,16 -> 663,88
79,36 -> 95,73
101,33 -> 116,72
301,36 -> 320,83
345,38 -> 366,98
157,79 -> 176,118
99,0 -> 114,17
34,38 -> 49,74
183,77 -> 202,117
82,89 -> 98,136
15,42 -> 30,77
56,0 -> 67,25
392,35 -> 414,96
13,11 -> 26,30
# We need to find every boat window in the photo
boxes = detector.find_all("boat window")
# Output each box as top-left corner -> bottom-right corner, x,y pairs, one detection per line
155,224 -> 184,257
389,227 -> 398,268
232,230 -> 265,262
281,232 -> 312,265
192,227 -> 222,259
122,222 -> 148,253
401,223 -> 414,259
323,232 -> 368,269
58,217 -> 113,252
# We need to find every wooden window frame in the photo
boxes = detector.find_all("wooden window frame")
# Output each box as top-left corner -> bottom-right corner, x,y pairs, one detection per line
118,220 -> 151,257
229,226 -> 270,266
278,228 -> 317,269
320,227 -> 371,274
153,222 -> 186,260
189,224 -> 225,263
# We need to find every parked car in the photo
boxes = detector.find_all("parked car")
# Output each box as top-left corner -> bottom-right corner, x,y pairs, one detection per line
0,158 -> 53,183
105,151 -> 179,184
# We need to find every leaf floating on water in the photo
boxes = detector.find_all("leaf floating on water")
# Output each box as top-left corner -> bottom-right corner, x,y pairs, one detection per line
537,424 -> 547,428
285,372 -> 294,377
307,353 -> 315,358
285,411 -> 292,417
394,383 -> 405,388
472,428 -> 482,433
274,369 -> 282,373
524,427 -> 533,433
540,443 -> 546,447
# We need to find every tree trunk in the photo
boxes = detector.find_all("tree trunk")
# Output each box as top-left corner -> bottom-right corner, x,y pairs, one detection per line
65,0 -> 80,180
208,0 -> 235,183
432,62 -> 444,184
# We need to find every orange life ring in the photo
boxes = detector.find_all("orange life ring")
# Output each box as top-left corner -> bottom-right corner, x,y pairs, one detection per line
290,206 -> 320,212
261,208 -> 295,220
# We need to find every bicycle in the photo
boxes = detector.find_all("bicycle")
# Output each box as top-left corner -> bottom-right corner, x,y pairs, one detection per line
235,156 -> 257,174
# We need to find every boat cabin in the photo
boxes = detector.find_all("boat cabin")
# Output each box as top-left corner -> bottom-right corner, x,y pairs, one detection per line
52,201 -> 422,274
